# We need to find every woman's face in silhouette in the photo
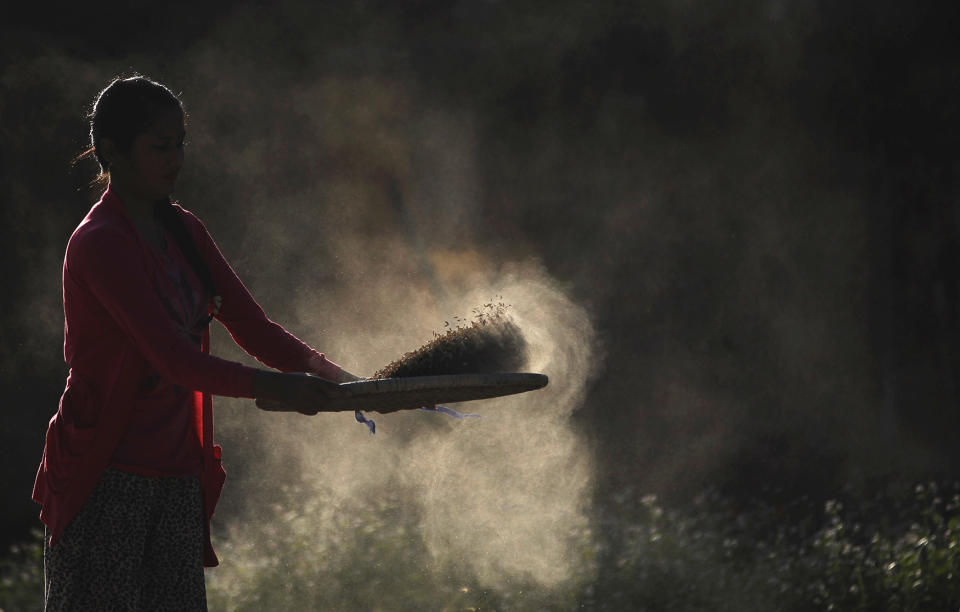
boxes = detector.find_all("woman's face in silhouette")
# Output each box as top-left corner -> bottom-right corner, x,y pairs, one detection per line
108,108 -> 186,201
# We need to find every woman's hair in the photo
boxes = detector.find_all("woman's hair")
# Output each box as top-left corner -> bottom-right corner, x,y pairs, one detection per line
77,75 -> 218,309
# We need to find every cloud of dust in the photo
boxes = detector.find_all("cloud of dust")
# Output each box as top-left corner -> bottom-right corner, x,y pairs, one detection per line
210,211 -> 598,591
288,263 -> 598,589
409,266 -> 597,586
168,25 -> 602,591
217,88 -> 598,586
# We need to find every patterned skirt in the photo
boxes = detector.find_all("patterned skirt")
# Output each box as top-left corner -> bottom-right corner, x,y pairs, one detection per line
43,467 -> 207,611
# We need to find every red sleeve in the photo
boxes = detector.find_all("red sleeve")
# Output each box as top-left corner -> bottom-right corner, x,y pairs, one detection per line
184,209 -> 344,382
70,223 -> 258,398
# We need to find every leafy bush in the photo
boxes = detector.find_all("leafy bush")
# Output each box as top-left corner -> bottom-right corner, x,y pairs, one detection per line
586,483 -> 960,611
804,483 -> 960,611
0,528 -> 43,612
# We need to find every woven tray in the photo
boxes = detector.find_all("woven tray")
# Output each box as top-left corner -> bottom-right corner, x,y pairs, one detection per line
258,372 -> 548,413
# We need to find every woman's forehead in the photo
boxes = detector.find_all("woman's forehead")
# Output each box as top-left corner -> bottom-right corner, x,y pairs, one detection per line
145,109 -> 186,138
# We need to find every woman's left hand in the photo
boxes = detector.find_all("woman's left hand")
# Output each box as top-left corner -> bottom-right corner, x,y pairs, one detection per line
253,371 -> 347,414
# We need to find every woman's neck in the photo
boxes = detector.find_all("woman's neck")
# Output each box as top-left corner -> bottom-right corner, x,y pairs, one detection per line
109,179 -> 155,220
109,181 -> 167,252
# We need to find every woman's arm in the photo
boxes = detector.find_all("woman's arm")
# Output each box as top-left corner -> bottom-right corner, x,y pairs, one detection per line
73,224 -> 259,397
75,219 -> 367,413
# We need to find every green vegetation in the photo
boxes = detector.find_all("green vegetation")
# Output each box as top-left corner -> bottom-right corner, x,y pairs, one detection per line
587,482 -> 960,611
0,529 -> 43,612
4,482 -> 960,611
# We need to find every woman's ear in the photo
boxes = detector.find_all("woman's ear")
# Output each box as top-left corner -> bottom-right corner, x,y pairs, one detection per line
99,137 -> 118,168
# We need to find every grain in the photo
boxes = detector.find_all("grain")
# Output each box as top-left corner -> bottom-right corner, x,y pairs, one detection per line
374,303 -> 528,378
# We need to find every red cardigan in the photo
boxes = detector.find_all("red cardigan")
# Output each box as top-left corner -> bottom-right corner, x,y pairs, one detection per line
33,188 -> 342,566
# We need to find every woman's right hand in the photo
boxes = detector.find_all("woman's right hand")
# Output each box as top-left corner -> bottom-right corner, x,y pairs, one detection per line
253,371 -> 347,415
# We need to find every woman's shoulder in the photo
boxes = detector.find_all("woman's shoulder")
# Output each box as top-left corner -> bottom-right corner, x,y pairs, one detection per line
72,210 -> 132,243
67,208 -> 138,265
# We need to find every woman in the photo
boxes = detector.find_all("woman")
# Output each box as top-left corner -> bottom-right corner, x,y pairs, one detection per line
33,75 -> 386,611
